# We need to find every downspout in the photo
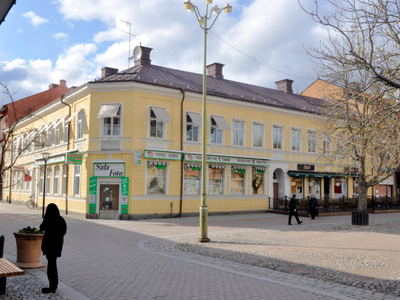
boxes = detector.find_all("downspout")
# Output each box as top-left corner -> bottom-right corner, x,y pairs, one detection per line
179,88 -> 186,218
61,95 -> 71,215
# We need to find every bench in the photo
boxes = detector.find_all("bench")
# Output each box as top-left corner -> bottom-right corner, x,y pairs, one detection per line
0,235 -> 25,295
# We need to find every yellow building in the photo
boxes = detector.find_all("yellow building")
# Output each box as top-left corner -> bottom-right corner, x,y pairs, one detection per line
4,46 -> 358,220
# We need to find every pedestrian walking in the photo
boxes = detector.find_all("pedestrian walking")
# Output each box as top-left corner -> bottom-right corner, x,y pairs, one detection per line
288,194 -> 302,225
39,203 -> 67,294
308,194 -> 319,219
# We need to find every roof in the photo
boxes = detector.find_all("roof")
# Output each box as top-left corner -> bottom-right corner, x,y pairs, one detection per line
0,0 -> 16,25
91,64 -> 328,114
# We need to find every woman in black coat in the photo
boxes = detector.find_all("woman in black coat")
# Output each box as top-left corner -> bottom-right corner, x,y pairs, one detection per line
39,204 -> 67,294
308,195 -> 319,219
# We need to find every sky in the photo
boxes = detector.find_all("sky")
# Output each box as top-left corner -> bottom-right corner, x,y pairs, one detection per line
0,0 -> 334,103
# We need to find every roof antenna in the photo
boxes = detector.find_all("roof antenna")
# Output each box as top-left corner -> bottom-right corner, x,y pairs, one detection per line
119,20 -> 137,68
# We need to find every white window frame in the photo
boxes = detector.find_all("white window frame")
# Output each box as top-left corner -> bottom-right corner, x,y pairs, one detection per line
307,129 -> 317,153
252,121 -> 264,149
322,133 -> 332,154
62,165 -> 67,195
25,170 -> 30,191
46,167 -> 51,195
53,166 -> 59,195
148,106 -> 171,140
185,112 -> 201,143
290,127 -> 302,152
183,163 -> 201,195
47,129 -> 53,148
232,118 -> 245,147
99,103 -> 123,137
145,161 -> 169,195
207,164 -> 226,195
38,168 -> 44,195
230,166 -> 247,195
64,122 -> 69,144
209,115 -> 230,145
73,165 -> 81,196
252,167 -> 266,195
272,124 -> 284,150
40,132 -> 46,150
77,111 -> 84,140
55,123 -> 61,146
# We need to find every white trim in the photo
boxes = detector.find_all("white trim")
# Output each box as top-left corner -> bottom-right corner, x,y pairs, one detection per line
290,126 -> 302,153
251,120 -> 265,149
185,111 -> 201,143
271,123 -> 284,151
148,105 -> 168,140
231,118 -> 245,148
307,129 -> 317,154
99,103 -> 123,138
145,160 -> 169,196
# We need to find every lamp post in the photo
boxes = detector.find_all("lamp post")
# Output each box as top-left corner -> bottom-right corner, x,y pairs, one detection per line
183,0 -> 232,242
41,152 -> 50,218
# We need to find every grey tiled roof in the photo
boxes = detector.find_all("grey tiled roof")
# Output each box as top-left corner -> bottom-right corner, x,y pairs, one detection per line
91,64 -> 326,114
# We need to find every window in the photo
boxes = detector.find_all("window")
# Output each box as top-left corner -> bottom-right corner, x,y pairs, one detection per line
252,167 -> 265,194
231,166 -> 246,195
5,172 -> 9,191
322,134 -> 332,154
74,165 -> 81,196
53,166 -> 59,195
149,107 -> 171,139
308,178 -> 321,199
64,123 -> 69,144
291,128 -> 301,151
55,124 -> 61,146
77,111 -> 84,140
232,119 -> 245,146
47,129 -> 53,148
307,130 -> 317,153
17,171 -> 21,191
11,171 -> 15,190
183,163 -> 201,194
186,112 -> 201,142
208,165 -> 225,194
46,167 -> 51,194
38,169 -> 44,195
34,136 -> 39,151
252,122 -> 264,148
147,161 -> 167,194
98,104 -> 121,136
40,132 -> 46,150
272,125 -> 283,150
336,135 -> 344,152
210,115 -> 230,144
22,135 -> 27,155
25,170 -> 30,191
27,136 -> 32,153
62,165 -> 67,195
290,176 -> 303,199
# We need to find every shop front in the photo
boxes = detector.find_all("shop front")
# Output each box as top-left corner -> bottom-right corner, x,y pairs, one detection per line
89,160 -> 128,219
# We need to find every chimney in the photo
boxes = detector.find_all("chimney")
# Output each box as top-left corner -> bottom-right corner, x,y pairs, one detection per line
48,83 -> 59,90
134,46 -> 153,66
207,63 -> 224,79
101,67 -> 119,78
59,79 -> 66,87
275,79 -> 293,94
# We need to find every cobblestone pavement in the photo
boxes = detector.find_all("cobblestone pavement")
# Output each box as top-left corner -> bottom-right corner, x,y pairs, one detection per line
1,202 -> 400,300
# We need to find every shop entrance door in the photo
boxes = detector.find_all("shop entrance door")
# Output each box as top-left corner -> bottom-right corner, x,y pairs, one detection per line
99,184 -> 120,219
324,178 -> 330,199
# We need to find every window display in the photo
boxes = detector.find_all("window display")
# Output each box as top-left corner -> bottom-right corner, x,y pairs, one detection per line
208,165 -> 225,194
184,163 -> 201,194
231,166 -> 246,194
308,178 -> 320,198
147,161 -> 167,194
252,167 -> 265,194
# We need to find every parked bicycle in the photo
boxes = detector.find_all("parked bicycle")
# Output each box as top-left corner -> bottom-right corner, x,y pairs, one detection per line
26,196 -> 35,209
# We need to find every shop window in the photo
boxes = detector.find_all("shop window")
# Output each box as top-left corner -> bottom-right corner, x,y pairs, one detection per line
38,169 -> 44,195
17,171 -> 21,191
252,167 -> 265,194
290,177 -> 303,198
183,163 -> 201,194
322,134 -> 332,154
98,104 -> 121,137
231,166 -> 246,194
210,115 -> 230,144
5,172 -> 9,191
307,130 -> 317,153
55,124 -> 61,146
149,106 -> 172,139
232,119 -> 245,147
186,112 -> 201,142
48,129 -> 53,148
25,170 -> 30,191
334,178 -> 347,198
308,178 -> 321,199
147,161 -> 167,194
53,166 -> 59,195
291,128 -> 301,152
252,122 -> 264,148
74,165 -> 81,196
353,179 -> 359,195
208,165 -> 225,194
77,111 -> 84,140
273,125 -> 283,150
62,165 -> 67,195
46,167 -> 51,194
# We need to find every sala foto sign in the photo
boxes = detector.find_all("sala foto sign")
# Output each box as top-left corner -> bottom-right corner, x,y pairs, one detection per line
94,163 -> 125,177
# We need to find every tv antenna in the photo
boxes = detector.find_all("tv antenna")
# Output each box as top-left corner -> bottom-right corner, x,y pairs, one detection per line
119,19 -> 137,68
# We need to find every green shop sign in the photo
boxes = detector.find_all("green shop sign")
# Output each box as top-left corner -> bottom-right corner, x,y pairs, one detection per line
66,153 -> 83,165
143,150 -> 182,160
89,177 -> 97,214
121,177 -> 129,214
184,153 -> 270,167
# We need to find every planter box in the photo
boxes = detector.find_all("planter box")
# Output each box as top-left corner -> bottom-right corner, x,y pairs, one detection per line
13,233 -> 44,268
351,211 -> 369,226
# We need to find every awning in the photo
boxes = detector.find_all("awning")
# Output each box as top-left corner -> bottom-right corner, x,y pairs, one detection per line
65,108 -> 84,123
211,115 -> 230,130
288,171 -> 337,178
151,107 -> 171,123
187,112 -> 202,126
97,104 -> 121,118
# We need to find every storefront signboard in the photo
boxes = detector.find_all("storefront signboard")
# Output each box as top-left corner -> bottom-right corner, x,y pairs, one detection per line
36,154 -> 65,166
66,153 -> 83,165
94,163 -> 125,177
89,177 -> 97,214
121,177 -> 129,214
184,153 -> 269,167
297,164 -> 315,171
144,150 -> 182,160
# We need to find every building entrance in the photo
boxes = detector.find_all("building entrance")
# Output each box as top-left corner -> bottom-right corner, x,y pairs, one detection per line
99,184 -> 120,219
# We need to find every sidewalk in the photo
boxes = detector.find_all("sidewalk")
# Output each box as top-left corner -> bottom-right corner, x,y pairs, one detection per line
1,202 -> 400,299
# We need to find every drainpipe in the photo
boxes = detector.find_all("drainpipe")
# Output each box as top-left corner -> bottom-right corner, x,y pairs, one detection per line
179,88 -> 186,218
61,95 -> 71,215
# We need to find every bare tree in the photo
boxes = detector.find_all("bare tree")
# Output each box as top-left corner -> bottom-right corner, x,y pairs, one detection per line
299,0 -> 400,212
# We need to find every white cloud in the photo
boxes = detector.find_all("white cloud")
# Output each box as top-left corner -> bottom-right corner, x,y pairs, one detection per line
53,32 -> 69,41
3,59 -> 26,71
22,11 -> 49,27
16,29 -> 23,34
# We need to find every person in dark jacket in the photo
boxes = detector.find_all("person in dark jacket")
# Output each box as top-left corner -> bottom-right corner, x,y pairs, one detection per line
288,194 -> 302,225
39,204 -> 67,294
308,195 -> 319,219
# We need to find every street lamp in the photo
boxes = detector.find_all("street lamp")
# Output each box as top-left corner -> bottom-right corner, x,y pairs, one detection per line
183,0 -> 232,242
41,152 -> 50,218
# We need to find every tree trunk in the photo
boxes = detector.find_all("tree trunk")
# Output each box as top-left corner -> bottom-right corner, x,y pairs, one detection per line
357,185 -> 368,212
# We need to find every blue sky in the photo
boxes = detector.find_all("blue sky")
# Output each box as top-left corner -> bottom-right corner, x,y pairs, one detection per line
0,0 -> 331,102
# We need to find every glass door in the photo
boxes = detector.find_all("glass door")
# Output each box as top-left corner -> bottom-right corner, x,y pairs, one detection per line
99,184 -> 120,219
